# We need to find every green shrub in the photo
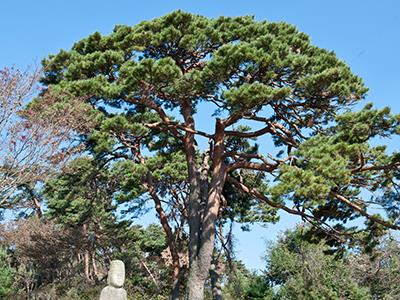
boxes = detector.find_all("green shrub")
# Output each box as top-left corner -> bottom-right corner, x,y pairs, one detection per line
0,248 -> 16,298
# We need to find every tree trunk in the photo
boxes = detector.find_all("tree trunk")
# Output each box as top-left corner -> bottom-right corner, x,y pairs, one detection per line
187,182 -> 223,299
84,249 -> 90,280
91,250 -> 98,281
187,119 -> 226,300
186,179 -> 208,300
171,262 -> 181,300
210,263 -> 223,300
82,223 -> 91,281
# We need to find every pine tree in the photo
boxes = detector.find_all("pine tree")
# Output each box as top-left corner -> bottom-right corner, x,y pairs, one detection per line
44,157 -> 132,281
37,11 -> 400,299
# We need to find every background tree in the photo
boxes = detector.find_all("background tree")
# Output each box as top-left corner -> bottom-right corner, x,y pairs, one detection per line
0,217 -> 80,295
349,235 -> 400,299
0,214 -> 173,299
111,150 -> 190,299
265,227 -> 371,300
44,156 -> 130,281
43,156 -> 177,298
38,11 -> 400,299
0,67 -> 97,216
0,67 -> 38,209
221,260 -> 273,300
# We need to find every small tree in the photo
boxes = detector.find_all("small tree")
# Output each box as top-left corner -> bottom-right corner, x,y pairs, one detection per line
0,217 -> 77,294
39,11 -> 400,299
44,157 -> 133,281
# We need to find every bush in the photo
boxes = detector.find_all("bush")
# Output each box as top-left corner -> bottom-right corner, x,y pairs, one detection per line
0,247 -> 16,298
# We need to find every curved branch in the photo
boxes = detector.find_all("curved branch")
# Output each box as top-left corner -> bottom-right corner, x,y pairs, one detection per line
126,86 -> 183,139
226,176 -> 313,218
227,161 -> 278,173
226,176 -> 349,241
225,125 -> 272,138
331,192 -> 400,230
351,162 -> 400,174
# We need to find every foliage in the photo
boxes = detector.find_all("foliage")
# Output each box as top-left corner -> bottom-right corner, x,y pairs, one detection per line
0,216 -> 172,299
44,156 -> 120,229
0,247 -> 16,298
222,261 -> 273,300
350,236 -> 400,299
0,68 -> 97,214
39,10 -> 399,234
0,217 -> 81,291
266,228 -> 371,299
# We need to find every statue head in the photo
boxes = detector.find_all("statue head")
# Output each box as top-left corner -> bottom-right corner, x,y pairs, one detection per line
107,260 -> 125,288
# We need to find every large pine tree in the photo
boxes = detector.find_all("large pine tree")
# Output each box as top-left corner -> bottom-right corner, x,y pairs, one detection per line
38,11 -> 400,299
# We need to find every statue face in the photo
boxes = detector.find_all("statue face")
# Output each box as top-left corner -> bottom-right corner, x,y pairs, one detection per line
107,260 -> 125,288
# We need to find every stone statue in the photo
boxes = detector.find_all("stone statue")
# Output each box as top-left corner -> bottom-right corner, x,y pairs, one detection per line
99,260 -> 127,300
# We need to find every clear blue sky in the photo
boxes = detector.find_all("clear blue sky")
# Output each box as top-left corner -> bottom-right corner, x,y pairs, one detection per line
1,0 -> 399,270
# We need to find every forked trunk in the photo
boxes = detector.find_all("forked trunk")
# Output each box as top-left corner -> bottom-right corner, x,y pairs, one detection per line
187,119 -> 226,300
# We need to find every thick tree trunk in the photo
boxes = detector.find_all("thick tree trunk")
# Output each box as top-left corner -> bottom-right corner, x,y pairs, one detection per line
187,119 -> 226,300
182,100 -> 206,300
186,173 -> 207,300
187,262 -> 206,299
186,180 -> 208,300
187,181 -> 223,299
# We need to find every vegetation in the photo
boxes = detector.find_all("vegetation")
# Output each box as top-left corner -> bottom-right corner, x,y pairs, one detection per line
0,248 -> 16,298
266,227 -> 371,300
0,10 -> 399,300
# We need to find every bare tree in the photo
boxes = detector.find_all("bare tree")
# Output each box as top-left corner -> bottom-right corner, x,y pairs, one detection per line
0,67 -> 97,212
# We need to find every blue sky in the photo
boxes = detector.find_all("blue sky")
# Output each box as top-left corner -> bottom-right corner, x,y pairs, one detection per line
1,0 -> 399,270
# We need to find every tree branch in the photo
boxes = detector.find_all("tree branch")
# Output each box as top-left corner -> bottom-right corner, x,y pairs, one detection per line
330,192 -> 400,230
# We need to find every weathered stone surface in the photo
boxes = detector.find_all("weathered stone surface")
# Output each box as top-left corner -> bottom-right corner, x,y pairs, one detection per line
99,286 -> 127,300
108,260 -> 125,288
99,260 -> 127,300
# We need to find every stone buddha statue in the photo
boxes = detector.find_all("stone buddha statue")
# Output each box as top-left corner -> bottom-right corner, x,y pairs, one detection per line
99,260 -> 127,300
